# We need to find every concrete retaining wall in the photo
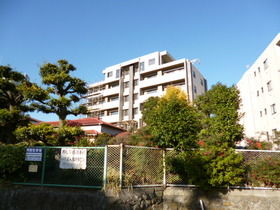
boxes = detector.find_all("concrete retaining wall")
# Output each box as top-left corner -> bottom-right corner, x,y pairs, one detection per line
0,185 -> 279,210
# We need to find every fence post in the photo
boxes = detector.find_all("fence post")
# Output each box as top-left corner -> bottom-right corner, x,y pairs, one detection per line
41,147 -> 47,185
163,149 -> 166,187
103,145 -> 108,188
119,143 -> 124,188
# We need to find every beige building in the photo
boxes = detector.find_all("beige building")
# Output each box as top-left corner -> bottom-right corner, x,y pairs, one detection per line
85,51 -> 207,129
237,33 -> 280,141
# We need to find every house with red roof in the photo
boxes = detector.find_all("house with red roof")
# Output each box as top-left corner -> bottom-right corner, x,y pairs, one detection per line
37,117 -> 126,140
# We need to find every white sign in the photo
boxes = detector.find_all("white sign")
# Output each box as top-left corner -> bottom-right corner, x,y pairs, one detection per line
59,148 -> 87,169
25,148 -> 43,161
28,165 -> 38,172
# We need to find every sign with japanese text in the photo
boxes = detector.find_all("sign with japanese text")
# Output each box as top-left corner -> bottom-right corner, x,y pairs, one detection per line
25,148 -> 43,161
59,148 -> 87,169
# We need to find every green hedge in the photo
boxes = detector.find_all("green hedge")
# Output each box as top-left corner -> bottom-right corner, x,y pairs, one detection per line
0,144 -> 26,182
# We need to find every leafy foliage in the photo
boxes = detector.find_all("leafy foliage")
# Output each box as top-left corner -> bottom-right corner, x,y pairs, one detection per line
195,82 -> 243,147
129,126 -> 155,146
109,132 -> 131,145
94,133 -> 112,146
15,123 -> 55,145
0,144 -> 27,182
142,86 -> 201,150
245,156 -> 280,188
167,145 -> 245,189
31,60 -> 88,127
74,137 -> 95,147
0,66 -> 42,144
55,126 -> 85,146
246,138 -> 273,150
166,83 -> 246,189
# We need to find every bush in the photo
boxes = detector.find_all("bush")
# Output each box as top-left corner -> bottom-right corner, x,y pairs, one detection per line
0,144 -> 26,182
167,145 -> 245,189
73,137 -> 95,147
246,156 -> 280,188
247,139 -> 273,150
94,133 -> 112,146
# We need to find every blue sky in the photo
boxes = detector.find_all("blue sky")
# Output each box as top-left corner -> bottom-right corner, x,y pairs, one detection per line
0,0 -> 279,121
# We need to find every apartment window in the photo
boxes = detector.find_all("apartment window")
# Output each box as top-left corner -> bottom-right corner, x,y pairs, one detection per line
134,79 -> 139,86
108,109 -> 118,116
200,79 -> 204,86
99,111 -> 104,117
109,96 -> 119,102
140,62 -> 145,71
272,129 -> 277,139
116,69 -> 120,78
271,104 -> 276,115
144,87 -> 157,94
123,109 -> 128,116
107,71 -> 113,78
133,108 -> 138,115
264,108 -> 267,115
260,111 -> 263,117
258,67 -> 260,72
254,71 -> 256,77
193,71 -> 196,78
194,85 -> 197,94
124,69 -> 129,76
148,58 -> 155,65
267,81 -> 272,91
263,59 -> 268,70
124,82 -> 129,89
133,93 -> 138,100
261,87 -> 264,93
143,73 -> 157,80
134,66 -> 138,73
109,82 -> 119,88
257,90 -> 259,97
124,95 -> 129,102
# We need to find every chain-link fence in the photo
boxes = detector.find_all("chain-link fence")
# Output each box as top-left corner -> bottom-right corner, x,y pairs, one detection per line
15,147 -> 105,188
14,146 -> 280,189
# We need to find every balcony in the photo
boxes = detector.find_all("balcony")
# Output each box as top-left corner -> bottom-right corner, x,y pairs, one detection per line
102,100 -> 119,110
139,91 -> 165,103
102,86 -> 120,97
139,69 -> 185,89
101,115 -> 119,123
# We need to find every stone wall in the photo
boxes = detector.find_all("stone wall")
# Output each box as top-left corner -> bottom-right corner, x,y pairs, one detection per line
0,185 -> 279,210
163,187 -> 280,210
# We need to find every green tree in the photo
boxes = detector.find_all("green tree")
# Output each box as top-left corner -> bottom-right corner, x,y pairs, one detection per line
32,60 -> 88,127
0,66 -> 40,144
166,83 -> 246,189
94,133 -> 112,146
195,82 -> 243,147
168,146 -> 245,189
15,123 -> 55,145
142,86 -> 201,150
55,126 -> 85,146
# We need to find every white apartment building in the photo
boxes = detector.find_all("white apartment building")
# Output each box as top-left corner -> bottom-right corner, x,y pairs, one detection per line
85,51 -> 207,128
237,33 -> 280,141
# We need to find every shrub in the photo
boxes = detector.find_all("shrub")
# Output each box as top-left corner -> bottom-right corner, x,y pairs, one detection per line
94,133 -> 112,146
247,139 -> 273,150
0,144 -> 26,182
246,156 -> 280,188
167,145 -> 245,189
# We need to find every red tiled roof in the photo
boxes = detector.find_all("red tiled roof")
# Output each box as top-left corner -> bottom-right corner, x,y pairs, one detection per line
29,117 -> 42,123
37,117 -> 125,131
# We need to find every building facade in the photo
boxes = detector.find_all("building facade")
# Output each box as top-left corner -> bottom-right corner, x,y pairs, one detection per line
85,51 -> 207,128
237,33 -> 280,141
